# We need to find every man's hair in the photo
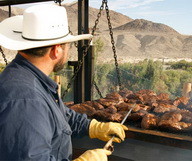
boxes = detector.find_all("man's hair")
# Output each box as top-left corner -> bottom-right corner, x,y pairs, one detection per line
19,46 -> 52,57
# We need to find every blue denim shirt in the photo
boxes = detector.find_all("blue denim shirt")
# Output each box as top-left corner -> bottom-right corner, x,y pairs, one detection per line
0,54 -> 91,161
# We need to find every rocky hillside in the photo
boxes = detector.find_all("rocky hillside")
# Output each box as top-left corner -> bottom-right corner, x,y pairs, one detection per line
0,2 -> 191,64
113,19 -> 179,34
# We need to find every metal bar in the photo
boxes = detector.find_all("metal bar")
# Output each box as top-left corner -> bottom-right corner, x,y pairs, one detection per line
83,0 -> 93,101
74,0 -> 85,103
84,45 -> 94,101
0,0 -> 53,6
74,0 -> 90,103
8,5 -> 11,17
126,126 -> 192,150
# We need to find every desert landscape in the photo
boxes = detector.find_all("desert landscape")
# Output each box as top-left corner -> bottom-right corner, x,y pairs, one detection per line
0,2 -> 192,64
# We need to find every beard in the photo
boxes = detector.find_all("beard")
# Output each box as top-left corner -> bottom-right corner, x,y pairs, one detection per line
53,56 -> 65,73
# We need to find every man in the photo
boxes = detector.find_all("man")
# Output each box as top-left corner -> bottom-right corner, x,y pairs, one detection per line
0,4 -> 128,161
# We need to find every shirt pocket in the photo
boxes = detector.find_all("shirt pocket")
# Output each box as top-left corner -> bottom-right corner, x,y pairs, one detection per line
57,126 -> 72,160
51,124 -> 72,160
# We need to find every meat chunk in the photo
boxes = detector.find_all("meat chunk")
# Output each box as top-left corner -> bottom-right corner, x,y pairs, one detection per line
97,98 -> 119,107
136,89 -> 157,96
179,110 -> 192,123
93,110 -> 123,122
64,101 -> 74,107
116,102 -> 141,112
159,111 -> 182,123
173,96 -> 190,108
128,110 -> 148,121
118,89 -> 133,101
153,103 -> 178,114
157,111 -> 192,131
70,103 -> 96,117
105,92 -> 124,103
105,105 -> 117,114
127,89 -> 158,106
157,93 -> 170,101
139,104 -> 152,111
84,101 -> 104,110
141,113 -> 159,129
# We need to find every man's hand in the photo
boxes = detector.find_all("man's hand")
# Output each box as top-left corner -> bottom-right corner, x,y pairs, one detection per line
89,119 -> 128,143
73,148 -> 111,161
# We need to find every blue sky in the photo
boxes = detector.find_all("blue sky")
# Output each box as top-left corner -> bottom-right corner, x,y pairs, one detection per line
17,0 -> 192,35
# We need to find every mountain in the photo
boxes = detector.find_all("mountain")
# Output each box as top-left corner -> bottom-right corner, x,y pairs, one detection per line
64,2 -> 133,33
113,19 -> 179,34
0,2 -> 191,64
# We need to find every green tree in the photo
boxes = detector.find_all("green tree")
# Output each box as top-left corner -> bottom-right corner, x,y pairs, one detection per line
93,37 -> 104,62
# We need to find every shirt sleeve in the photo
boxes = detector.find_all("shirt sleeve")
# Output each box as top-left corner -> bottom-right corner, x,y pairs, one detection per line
62,103 -> 91,138
0,98 -> 56,161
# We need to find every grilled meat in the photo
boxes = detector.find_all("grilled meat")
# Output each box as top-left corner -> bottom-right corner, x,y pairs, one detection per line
105,105 -> 117,114
157,93 -> 170,101
84,100 -> 104,110
68,89 -> 192,133
141,113 -> 159,129
118,89 -> 133,101
173,96 -> 190,108
105,92 -> 124,103
179,110 -> 192,123
158,110 -> 192,131
116,102 -> 141,112
70,103 -> 96,117
128,110 -> 148,121
97,98 -> 119,107
153,103 -> 178,114
92,110 -> 123,122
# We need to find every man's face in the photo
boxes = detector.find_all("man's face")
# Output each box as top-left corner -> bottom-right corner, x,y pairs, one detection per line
53,43 -> 69,72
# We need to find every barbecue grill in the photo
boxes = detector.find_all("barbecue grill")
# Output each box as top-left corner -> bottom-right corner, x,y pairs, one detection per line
72,126 -> 192,161
70,93 -> 192,160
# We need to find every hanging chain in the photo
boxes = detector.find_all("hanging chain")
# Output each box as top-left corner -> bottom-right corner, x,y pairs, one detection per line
62,0 -> 123,99
61,1 -> 105,100
68,27 -> 78,48
91,0 -> 105,35
0,47 -> 8,66
104,1 -> 122,90
93,80 -> 103,98
54,0 -> 63,6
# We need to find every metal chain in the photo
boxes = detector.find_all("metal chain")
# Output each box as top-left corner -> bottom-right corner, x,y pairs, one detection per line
90,0 -> 106,98
104,1 -> 122,90
61,1 -> 105,99
54,0 -> 63,6
68,27 -> 78,48
0,47 -> 8,66
91,0 -> 105,36
93,80 -> 103,98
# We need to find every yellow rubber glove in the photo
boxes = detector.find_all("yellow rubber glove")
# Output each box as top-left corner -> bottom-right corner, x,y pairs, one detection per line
89,119 -> 128,143
73,148 -> 111,161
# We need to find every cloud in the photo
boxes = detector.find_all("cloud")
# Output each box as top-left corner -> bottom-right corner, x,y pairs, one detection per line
90,0 -> 165,10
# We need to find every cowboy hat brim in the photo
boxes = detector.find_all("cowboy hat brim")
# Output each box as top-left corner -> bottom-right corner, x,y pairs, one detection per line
0,15 -> 93,51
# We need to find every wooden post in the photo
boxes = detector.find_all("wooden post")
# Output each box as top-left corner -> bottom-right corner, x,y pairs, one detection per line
54,75 -> 61,97
182,83 -> 192,98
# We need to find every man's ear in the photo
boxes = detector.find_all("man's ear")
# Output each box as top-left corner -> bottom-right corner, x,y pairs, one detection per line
50,44 -> 61,60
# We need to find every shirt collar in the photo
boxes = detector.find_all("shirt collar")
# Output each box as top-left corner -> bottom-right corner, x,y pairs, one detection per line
13,54 -> 58,93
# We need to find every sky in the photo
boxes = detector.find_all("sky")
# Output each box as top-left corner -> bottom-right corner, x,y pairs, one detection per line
16,0 -> 192,35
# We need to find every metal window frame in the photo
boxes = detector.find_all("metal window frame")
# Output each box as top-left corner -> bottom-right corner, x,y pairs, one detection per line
0,0 -> 52,6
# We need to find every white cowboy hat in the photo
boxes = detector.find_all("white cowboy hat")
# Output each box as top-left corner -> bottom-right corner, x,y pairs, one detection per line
0,4 -> 93,50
